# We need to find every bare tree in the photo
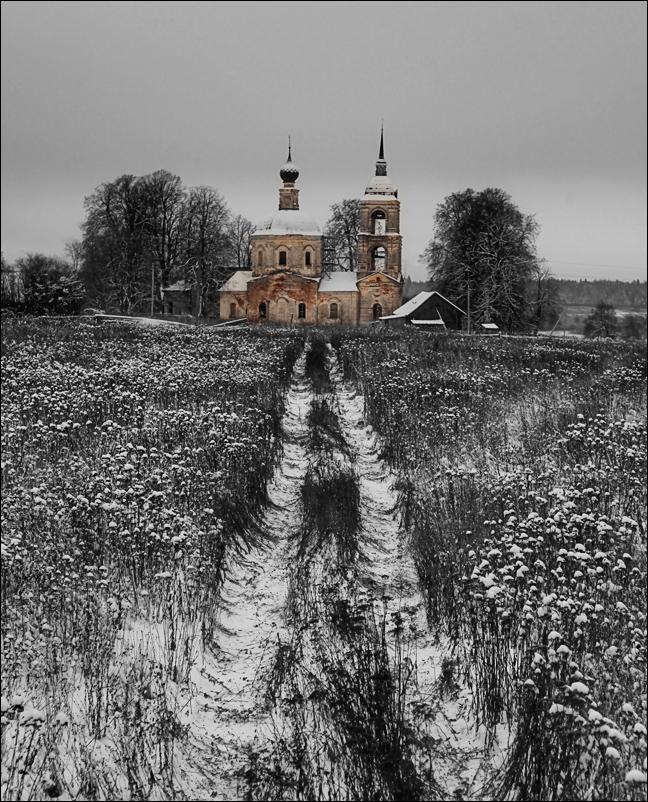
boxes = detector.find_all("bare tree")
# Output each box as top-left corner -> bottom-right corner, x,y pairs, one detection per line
178,186 -> 232,316
422,188 -> 540,331
323,199 -> 361,273
81,175 -> 150,313
226,214 -> 255,271
64,239 -> 83,273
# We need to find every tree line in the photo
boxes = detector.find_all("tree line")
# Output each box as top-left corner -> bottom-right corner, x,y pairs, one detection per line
2,170 -> 254,317
3,173 -> 645,337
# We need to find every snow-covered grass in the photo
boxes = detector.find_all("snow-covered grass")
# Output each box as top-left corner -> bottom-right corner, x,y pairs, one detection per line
1,319 -> 646,801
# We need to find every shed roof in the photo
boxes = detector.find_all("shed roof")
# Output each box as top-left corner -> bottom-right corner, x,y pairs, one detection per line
318,271 -> 359,292
391,290 -> 466,318
481,322 -> 500,330
390,291 -> 433,317
412,318 -> 446,327
162,280 -> 192,293
219,271 -> 253,292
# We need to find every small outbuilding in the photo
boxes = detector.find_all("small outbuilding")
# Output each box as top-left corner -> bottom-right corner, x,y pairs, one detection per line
480,322 -> 501,335
380,290 -> 466,330
161,280 -> 193,316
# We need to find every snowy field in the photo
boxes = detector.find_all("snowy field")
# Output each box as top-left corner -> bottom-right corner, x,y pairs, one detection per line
1,318 -> 646,801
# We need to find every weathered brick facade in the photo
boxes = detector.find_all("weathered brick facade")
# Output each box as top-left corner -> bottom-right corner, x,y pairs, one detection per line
218,132 -> 403,325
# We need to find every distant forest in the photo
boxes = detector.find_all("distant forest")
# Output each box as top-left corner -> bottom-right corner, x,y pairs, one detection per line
405,277 -> 647,309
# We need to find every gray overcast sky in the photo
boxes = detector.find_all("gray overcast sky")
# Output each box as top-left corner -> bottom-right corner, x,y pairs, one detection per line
1,0 -> 646,281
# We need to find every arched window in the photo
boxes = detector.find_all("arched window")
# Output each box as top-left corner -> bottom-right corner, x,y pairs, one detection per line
298,303 -> 306,319
229,302 -> 236,318
304,250 -> 312,267
259,302 -> 267,319
330,302 -> 338,319
278,250 -> 287,266
371,209 -> 386,234
372,246 -> 387,272
372,303 -> 383,320
257,249 -> 263,267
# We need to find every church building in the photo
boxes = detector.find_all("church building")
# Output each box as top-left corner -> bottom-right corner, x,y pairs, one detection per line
219,132 -> 403,324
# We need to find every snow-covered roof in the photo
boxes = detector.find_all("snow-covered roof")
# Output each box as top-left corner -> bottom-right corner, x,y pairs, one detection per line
219,271 -> 253,292
390,290 -> 466,318
362,193 -> 399,201
412,318 -> 445,326
318,271 -> 359,292
390,291 -> 434,317
254,209 -> 321,236
356,272 -> 401,285
247,270 -> 319,283
162,280 -> 192,293
364,174 -> 397,196
481,322 -> 500,330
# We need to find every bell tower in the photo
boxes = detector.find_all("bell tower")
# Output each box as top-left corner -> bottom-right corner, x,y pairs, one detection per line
357,127 -> 402,281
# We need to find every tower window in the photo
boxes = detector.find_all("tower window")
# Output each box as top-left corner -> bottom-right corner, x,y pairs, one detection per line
372,303 -> 383,320
372,246 -> 387,272
330,302 -> 338,320
371,209 -> 386,234
298,303 -> 306,319
229,302 -> 236,318
259,302 -> 267,319
304,250 -> 312,267
279,250 -> 287,266
257,249 -> 263,267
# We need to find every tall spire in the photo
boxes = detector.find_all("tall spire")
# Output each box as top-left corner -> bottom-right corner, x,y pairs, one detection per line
375,123 -> 387,177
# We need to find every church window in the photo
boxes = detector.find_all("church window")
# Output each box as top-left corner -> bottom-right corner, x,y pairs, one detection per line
330,302 -> 338,319
304,250 -> 312,267
257,249 -> 263,267
298,303 -> 306,319
371,209 -> 386,234
259,302 -> 267,319
229,302 -> 236,318
279,250 -> 287,266
372,246 -> 387,272
372,303 -> 383,320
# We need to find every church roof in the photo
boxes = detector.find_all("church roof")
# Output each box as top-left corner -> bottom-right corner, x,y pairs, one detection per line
219,271 -> 253,292
255,209 -> 321,236
364,175 -> 397,197
319,271 -> 359,292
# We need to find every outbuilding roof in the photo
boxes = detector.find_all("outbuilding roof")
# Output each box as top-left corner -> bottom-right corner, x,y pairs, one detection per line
219,271 -> 253,292
318,271 -> 359,292
162,280 -> 192,293
390,290 -> 466,318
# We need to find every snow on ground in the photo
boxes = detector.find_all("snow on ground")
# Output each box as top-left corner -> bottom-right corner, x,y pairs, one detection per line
180,351 -> 313,801
328,349 -> 509,798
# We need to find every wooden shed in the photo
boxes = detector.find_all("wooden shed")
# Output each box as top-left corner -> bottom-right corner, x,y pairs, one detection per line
380,290 -> 466,330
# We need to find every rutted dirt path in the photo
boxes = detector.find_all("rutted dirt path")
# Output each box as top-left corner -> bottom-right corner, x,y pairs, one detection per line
328,349 -> 498,799
184,351 -> 313,801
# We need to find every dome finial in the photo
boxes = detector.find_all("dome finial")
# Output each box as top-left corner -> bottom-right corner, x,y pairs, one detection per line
280,137 -> 299,183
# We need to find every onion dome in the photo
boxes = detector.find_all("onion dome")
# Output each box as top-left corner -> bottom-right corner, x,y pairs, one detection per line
280,138 -> 299,183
